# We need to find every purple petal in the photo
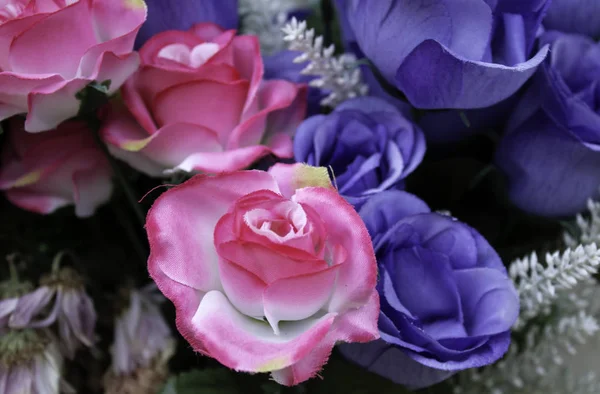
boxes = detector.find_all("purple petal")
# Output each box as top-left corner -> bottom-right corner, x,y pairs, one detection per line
396,39 -> 549,109
339,340 -> 455,389
406,331 -> 511,371
454,268 -> 519,336
135,0 -> 238,48
9,287 -> 55,328
544,0 -> 600,38
386,247 -> 463,325
6,364 -> 32,394
358,191 -> 430,242
346,0 -> 493,82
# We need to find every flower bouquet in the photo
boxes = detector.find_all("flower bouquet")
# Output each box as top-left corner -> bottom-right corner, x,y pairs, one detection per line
1,1 -> 599,393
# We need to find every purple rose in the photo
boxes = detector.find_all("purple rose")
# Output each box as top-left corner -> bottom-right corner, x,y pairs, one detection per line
135,0 -> 238,48
341,191 -> 519,389
544,0 -> 600,39
495,32 -> 600,217
336,0 -> 550,109
293,97 -> 426,207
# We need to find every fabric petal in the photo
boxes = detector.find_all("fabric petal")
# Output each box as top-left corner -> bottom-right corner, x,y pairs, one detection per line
189,290 -> 336,372
146,171 -> 281,293
454,268 -> 519,336
340,340 -> 455,389
294,187 -> 377,313
396,39 -> 549,109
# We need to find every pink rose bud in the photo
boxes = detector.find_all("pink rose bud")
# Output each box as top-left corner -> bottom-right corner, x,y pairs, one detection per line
0,117 -> 113,217
0,0 -> 147,132
100,23 -> 308,176
146,164 -> 380,386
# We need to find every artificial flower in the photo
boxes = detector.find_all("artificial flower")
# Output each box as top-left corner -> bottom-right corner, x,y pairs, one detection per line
0,118 -> 113,218
0,0 -> 146,132
101,23 -> 307,176
496,31 -> 600,217
341,191 -> 519,389
146,165 -> 379,386
293,96 -> 425,207
335,0 -> 550,109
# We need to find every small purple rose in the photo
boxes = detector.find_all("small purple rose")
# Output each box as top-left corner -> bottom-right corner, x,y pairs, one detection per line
293,96 -> 426,208
341,191 -> 519,389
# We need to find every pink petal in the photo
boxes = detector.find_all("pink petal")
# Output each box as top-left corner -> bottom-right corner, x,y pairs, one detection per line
100,104 -> 165,176
263,265 -> 341,334
71,156 -> 113,218
9,0 -> 96,78
268,163 -> 334,199
152,79 -> 248,144
140,30 -> 204,66
230,35 -> 263,113
25,51 -> 140,133
189,290 -> 336,372
91,0 -> 146,43
229,80 -> 303,150
0,13 -> 47,70
0,72 -> 62,121
102,104 -> 223,176
218,257 -> 267,318
190,22 -> 227,41
215,240 -> 328,284
24,78 -> 86,133
172,144 -> 289,173
146,171 -> 281,293
271,290 -> 380,386
294,187 -> 377,313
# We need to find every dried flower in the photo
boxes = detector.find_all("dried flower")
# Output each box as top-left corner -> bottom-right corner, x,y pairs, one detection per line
9,267 -> 97,358
0,328 -> 63,394
108,284 -> 174,377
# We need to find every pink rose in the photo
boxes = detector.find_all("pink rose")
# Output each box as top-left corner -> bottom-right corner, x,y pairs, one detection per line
100,23 -> 307,176
0,117 -> 113,217
0,0 -> 146,132
146,164 -> 379,385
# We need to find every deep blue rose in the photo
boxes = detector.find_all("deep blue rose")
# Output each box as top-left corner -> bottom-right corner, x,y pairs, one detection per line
335,0 -> 550,109
264,50 -> 326,117
544,0 -> 600,39
293,97 -> 426,207
135,0 -> 238,48
495,31 -> 600,217
341,191 -> 519,389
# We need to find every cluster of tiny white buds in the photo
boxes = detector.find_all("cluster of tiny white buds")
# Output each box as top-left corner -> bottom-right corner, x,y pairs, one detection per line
564,198 -> 600,248
454,312 -> 600,394
282,17 -> 369,108
510,244 -> 600,329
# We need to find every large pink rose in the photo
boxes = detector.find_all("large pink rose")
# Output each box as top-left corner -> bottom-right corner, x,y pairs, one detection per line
0,0 -> 146,132
100,23 -> 307,176
146,164 -> 379,385
0,117 -> 113,217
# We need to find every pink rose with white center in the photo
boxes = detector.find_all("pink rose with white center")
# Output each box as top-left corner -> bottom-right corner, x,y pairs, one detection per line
100,23 -> 307,176
0,117 -> 113,217
146,164 -> 379,385
0,0 -> 146,132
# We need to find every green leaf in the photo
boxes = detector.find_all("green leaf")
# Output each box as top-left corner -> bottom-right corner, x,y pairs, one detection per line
159,369 -> 241,394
